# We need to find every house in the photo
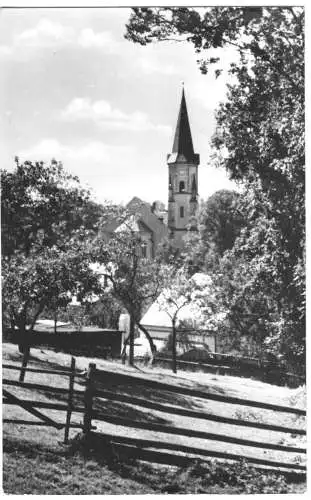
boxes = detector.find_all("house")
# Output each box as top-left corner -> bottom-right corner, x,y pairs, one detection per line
101,196 -> 169,258
137,299 -> 216,355
128,273 -> 223,356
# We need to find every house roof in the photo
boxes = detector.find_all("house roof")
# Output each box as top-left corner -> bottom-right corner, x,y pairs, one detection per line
33,319 -> 118,334
126,197 -> 169,244
140,273 -> 226,331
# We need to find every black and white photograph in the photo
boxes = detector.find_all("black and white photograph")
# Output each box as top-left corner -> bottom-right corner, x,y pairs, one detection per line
1,1 -> 306,494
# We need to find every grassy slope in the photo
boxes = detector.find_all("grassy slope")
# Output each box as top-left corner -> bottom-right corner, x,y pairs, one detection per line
2,343 -> 306,494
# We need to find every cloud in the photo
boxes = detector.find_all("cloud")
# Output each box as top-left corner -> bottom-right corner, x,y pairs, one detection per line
77,28 -> 117,51
0,45 -> 12,56
61,97 -> 171,134
16,138 -> 144,203
18,138 -> 113,164
136,55 -> 177,75
0,18 -> 119,56
15,18 -> 75,47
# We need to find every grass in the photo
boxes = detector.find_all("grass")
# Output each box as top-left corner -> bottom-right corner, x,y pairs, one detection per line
2,343 -> 307,494
3,432 -> 306,495
3,437 -> 157,494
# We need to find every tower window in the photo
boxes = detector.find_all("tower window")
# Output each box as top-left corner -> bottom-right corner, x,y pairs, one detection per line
141,242 -> 147,258
180,206 -> 185,218
179,180 -> 185,193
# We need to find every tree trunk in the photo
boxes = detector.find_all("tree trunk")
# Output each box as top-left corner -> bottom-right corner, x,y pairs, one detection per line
19,345 -> 30,382
136,321 -> 157,364
18,328 -> 31,382
54,307 -> 57,334
172,318 -> 177,374
129,313 -> 135,366
121,337 -> 129,364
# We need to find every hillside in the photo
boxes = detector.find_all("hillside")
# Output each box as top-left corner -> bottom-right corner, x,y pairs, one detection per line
2,343 -> 306,494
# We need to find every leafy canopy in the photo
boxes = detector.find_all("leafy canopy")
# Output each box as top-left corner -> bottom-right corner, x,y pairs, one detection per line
1,158 -> 103,257
1,159 -> 103,334
126,7 -> 305,371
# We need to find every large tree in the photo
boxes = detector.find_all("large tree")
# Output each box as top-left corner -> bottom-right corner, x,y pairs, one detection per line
126,7 -> 305,372
1,160 -> 104,375
91,211 -> 170,365
2,242 -> 101,342
1,158 -> 102,257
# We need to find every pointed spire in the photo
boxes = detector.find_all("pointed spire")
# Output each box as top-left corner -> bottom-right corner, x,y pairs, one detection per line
167,85 -> 199,165
172,86 -> 195,160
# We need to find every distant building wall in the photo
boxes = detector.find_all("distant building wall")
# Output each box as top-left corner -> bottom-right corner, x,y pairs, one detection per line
136,324 -> 216,355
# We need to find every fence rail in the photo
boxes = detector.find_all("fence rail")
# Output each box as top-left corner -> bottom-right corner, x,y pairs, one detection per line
88,366 -> 306,473
3,360 -> 306,474
93,388 -> 306,435
2,362 -> 85,378
93,368 -> 306,415
2,357 -> 86,443
94,432 -> 307,472
153,354 -> 305,386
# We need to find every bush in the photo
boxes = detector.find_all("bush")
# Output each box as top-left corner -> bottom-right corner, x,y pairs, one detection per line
174,459 -> 300,494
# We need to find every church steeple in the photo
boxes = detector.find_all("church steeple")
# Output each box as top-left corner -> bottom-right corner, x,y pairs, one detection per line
167,86 -> 200,247
167,87 -> 199,165
172,87 -> 194,158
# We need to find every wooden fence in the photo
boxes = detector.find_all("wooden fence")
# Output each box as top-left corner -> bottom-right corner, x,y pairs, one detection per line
3,360 -> 306,475
153,353 -> 305,387
2,358 -> 88,444
86,364 -> 306,474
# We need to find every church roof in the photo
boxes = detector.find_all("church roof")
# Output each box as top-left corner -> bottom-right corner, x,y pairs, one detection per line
168,88 -> 199,165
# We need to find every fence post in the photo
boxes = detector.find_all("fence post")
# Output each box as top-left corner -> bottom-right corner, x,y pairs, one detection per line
83,362 -> 96,438
19,346 -> 30,382
64,356 -> 76,444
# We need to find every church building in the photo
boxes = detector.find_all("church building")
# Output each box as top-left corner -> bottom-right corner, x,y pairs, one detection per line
101,87 -> 199,253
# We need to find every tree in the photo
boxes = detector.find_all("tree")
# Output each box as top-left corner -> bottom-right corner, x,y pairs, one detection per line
125,7 -> 302,88
2,241 -> 101,379
1,158 -> 102,257
126,7 -> 305,373
200,190 -> 244,255
184,190 -> 245,272
157,267 -> 217,373
209,183 -> 304,369
157,267 -> 192,373
210,10 -> 305,370
86,293 -> 123,330
1,159 -> 104,377
91,211 -> 169,365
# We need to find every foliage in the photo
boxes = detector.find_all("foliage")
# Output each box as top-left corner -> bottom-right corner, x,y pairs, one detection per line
5,433 -> 303,495
157,267 -> 218,372
126,7 -> 303,91
178,459 -> 291,494
185,190 -> 245,270
200,190 -> 244,255
2,242 -> 101,337
210,183 -> 305,369
1,158 -> 102,257
126,7 -> 305,372
86,293 -> 123,330
91,210 -> 171,360
1,159 -> 104,346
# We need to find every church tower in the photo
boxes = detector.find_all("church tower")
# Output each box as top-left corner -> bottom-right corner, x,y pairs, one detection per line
167,86 -> 200,247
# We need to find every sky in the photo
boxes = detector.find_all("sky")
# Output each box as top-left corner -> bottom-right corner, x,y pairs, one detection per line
0,6 -> 240,206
